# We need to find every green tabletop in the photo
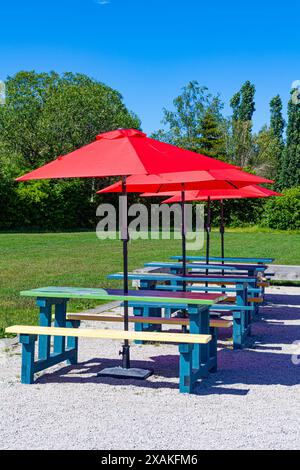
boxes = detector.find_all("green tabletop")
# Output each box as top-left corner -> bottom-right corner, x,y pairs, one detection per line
20,286 -> 226,306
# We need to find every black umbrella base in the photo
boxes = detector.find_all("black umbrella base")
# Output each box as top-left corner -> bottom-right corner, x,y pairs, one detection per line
97,366 -> 153,380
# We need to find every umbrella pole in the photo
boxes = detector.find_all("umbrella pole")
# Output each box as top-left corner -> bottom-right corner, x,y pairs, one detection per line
121,176 -> 130,369
181,190 -> 187,292
98,176 -> 153,380
205,197 -> 211,287
220,199 -> 225,276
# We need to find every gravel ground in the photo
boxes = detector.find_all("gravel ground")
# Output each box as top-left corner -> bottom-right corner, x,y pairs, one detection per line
0,286 -> 300,450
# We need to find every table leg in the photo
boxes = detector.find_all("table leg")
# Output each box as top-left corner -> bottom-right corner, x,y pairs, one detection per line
36,298 -> 52,361
53,301 -> 67,355
189,305 -> 210,374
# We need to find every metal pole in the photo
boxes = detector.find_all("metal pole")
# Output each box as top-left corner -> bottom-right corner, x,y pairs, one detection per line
205,197 -> 211,273
181,190 -> 187,292
220,199 -> 225,277
205,197 -> 211,289
121,176 -> 130,369
220,199 -> 225,259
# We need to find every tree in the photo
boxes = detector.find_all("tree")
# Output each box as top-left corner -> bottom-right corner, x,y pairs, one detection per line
279,90 -> 300,188
270,95 -> 285,142
269,95 -> 285,187
239,81 -> 256,122
0,71 -> 140,169
152,81 -> 227,159
197,97 -> 227,159
252,125 -> 282,179
0,70 -> 141,230
230,81 -> 256,123
229,81 -> 256,166
230,92 -> 241,122
152,81 -> 212,151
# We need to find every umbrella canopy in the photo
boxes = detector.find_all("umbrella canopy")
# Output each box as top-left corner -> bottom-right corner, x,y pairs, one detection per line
160,185 -> 282,203
17,128 -> 244,181
161,185 -> 282,266
97,171 -> 273,194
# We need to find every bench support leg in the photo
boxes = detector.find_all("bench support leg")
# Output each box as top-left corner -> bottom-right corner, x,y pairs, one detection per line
54,301 -> 67,355
209,326 -> 218,372
38,302 -> 52,361
179,343 -> 193,393
189,306 -> 211,375
233,311 -> 242,349
66,320 -> 80,365
20,334 -> 37,384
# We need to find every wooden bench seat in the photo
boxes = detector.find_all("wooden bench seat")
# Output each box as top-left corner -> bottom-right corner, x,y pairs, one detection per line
66,313 -> 232,329
257,281 -> 270,287
6,325 -> 211,344
224,296 -> 263,303
5,325 -> 213,393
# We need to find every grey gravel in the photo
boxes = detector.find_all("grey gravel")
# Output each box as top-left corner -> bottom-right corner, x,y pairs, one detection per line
0,286 -> 299,450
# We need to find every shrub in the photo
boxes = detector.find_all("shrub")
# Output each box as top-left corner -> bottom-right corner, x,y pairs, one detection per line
261,186 -> 300,230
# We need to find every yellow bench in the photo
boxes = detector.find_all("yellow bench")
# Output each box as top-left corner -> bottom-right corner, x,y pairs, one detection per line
5,325 -> 212,393
6,325 -> 211,344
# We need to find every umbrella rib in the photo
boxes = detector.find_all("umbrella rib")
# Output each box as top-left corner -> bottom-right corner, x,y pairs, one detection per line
226,180 -> 239,189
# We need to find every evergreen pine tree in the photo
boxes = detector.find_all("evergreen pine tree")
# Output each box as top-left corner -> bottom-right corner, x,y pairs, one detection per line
229,81 -> 256,166
280,91 -> 300,188
198,97 -> 226,159
269,95 -> 285,188
270,95 -> 285,142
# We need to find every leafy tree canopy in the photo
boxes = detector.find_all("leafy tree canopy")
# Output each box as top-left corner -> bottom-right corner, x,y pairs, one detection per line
152,81 -> 226,158
0,71 -> 141,172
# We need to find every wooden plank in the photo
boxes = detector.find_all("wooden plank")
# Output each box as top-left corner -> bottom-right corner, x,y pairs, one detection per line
108,273 -> 257,283
171,255 -> 274,264
257,282 -> 270,287
145,262 -> 238,271
20,287 -> 226,306
66,313 -> 232,328
225,296 -> 263,303
5,325 -> 212,345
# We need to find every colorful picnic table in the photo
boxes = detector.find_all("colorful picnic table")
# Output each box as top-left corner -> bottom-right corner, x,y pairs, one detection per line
108,273 -> 255,348
144,261 -> 264,317
19,286 -> 226,392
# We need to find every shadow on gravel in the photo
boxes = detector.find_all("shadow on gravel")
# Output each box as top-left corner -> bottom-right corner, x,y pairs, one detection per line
34,292 -> 300,396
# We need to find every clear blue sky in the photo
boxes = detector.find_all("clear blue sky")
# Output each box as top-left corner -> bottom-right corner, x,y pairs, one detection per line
1,0 -> 299,134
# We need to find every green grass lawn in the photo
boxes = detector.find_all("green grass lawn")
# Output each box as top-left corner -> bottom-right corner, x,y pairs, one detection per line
1,230 -> 300,337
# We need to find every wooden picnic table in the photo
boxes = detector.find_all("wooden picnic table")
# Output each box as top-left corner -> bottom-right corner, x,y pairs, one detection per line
107,273 -> 255,349
17,286 -> 226,392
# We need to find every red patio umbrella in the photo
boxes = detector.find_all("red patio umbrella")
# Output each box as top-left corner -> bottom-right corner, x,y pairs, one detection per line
98,174 -> 273,290
162,185 -> 282,267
